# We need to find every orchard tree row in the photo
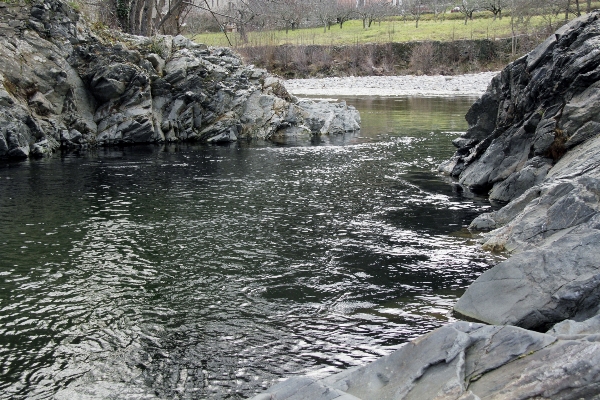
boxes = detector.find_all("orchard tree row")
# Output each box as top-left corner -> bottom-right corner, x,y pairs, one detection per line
85,0 -> 594,38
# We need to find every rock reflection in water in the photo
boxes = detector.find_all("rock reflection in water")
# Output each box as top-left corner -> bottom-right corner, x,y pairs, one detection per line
0,96 -> 500,399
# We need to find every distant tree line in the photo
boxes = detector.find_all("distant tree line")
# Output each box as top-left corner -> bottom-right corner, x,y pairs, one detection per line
403,0 -> 592,26
81,0 -> 594,37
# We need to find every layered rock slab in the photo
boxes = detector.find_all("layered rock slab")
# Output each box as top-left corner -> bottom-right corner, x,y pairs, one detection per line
436,12 -> 600,332
439,12 -> 600,201
0,0 -> 360,159
251,321 -> 600,400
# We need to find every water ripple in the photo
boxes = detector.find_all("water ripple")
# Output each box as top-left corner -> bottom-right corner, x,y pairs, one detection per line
0,97 -> 501,399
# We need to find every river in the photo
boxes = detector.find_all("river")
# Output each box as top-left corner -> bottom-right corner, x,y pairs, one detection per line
0,96 -> 501,399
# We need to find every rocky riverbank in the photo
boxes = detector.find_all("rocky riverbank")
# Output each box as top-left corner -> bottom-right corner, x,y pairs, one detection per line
0,0 -> 359,160
252,12 -> 600,400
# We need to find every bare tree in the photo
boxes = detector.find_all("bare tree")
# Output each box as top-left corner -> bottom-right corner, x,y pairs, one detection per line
181,7 -> 223,34
229,0 -> 269,42
311,0 -> 337,33
333,2 -> 356,29
404,0 -> 426,28
110,0 -> 192,35
154,0 -> 191,35
508,0 -> 542,55
560,0 -> 583,19
356,0 -> 391,28
509,0 -> 520,55
531,0 -> 569,30
481,0 -> 504,19
272,0 -> 308,33
458,0 -> 480,25
430,0 -> 451,21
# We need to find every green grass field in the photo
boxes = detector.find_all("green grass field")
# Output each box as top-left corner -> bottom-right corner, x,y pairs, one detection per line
193,12 -> 567,48
192,17 -> 510,47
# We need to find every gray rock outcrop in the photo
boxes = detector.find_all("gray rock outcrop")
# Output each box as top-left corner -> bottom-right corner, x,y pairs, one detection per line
440,12 -> 600,331
0,0 -> 360,159
251,321 -> 600,400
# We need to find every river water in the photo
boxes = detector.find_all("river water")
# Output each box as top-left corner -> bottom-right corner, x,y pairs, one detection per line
0,96 -> 500,399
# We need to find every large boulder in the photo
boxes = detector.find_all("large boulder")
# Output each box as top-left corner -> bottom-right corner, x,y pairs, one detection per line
454,229 -> 600,330
0,0 -> 360,159
0,0 -> 96,157
440,12 -> 600,201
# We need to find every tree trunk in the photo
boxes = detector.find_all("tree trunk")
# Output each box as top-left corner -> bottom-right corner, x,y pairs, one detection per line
155,0 -> 185,35
154,0 -> 166,32
132,0 -> 144,34
140,0 -> 154,35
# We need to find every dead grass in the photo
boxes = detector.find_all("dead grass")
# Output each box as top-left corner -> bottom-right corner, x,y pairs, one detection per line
549,128 -> 568,161
237,38 -> 519,78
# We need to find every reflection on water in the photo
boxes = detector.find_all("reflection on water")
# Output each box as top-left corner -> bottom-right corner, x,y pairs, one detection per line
0,96 -> 500,399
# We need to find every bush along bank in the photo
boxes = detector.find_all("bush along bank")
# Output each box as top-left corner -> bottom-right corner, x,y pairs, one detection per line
0,0 -> 360,160
236,37 -> 542,79
251,12 -> 600,400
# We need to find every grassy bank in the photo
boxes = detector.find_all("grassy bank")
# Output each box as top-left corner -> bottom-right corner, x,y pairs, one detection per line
236,37 -> 543,78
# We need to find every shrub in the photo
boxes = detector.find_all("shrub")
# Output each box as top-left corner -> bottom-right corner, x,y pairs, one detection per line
409,41 -> 436,75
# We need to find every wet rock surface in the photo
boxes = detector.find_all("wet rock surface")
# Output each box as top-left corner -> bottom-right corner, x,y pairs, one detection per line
0,0 -> 360,159
252,13 -> 600,400
443,12 -> 600,333
251,321 -> 600,400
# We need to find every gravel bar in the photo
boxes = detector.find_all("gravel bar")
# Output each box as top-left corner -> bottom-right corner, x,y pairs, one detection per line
283,72 -> 498,97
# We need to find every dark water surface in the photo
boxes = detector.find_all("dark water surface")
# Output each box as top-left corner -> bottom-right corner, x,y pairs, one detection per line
0,96 -> 500,399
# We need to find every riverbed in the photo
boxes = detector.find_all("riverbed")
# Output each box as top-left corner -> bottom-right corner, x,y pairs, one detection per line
0,96 -> 501,399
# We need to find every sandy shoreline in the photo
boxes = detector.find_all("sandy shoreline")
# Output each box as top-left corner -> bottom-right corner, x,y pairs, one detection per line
283,72 -> 498,97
